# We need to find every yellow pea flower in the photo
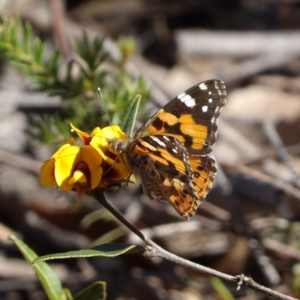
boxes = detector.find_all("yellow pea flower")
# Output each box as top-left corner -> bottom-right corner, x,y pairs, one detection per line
40,124 -> 133,198
40,137 -> 103,199
90,125 -> 132,184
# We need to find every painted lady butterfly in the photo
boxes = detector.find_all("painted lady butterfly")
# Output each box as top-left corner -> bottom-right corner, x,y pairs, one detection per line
111,79 -> 226,219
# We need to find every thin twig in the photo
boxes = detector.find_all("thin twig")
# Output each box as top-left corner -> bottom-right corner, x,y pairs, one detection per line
92,189 -> 298,300
214,50 -> 300,84
263,120 -> 300,188
222,162 -> 300,201
0,148 -> 41,175
93,190 -> 146,241
263,238 -> 300,261
49,0 -> 72,58
175,30 -> 300,56
242,143 -> 300,166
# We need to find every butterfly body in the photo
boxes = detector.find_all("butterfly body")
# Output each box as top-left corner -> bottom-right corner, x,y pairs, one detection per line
111,79 -> 226,219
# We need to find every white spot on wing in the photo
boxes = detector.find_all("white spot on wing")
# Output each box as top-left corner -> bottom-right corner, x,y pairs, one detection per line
172,148 -> 178,154
185,98 -> 196,107
185,96 -> 196,107
182,94 -> 192,101
163,136 -> 171,141
178,93 -> 196,107
177,92 -> 186,100
199,82 -> 207,90
202,105 -> 208,113
208,98 -> 213,103
150,136 -> 167,148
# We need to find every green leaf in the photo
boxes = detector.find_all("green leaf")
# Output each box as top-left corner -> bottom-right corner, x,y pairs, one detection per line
63,288 -> 73,300
292,263 -> 300,294
46,51 -> 60,77
80,209 -> 114,230
0,16 -> 150,144
10,235 -> 64,300
74,281 -> 107,300
91,227 -> 126,247
73,31 -> 109,74
32,243 -> 147,264
119,94 -> 141,136
211,277 -> 234,300
24,22 -> 31,54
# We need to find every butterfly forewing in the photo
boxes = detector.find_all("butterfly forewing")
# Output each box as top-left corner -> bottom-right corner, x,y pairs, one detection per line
135,79 -> 226,155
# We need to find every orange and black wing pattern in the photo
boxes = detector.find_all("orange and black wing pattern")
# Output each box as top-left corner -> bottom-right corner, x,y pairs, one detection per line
125,79 -> 226,219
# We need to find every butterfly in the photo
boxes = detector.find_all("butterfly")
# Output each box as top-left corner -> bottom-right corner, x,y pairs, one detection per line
110,79 -> 227,219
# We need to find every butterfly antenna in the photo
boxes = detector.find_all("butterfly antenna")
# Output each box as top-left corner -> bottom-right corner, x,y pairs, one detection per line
98,87 -> 112,126
97,87 -> 121,178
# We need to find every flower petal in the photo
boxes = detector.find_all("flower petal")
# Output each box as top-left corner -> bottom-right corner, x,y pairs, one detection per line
40,140 -> 74,187
90,126 -> 132,184
55,145 -> 80,191
70,123 -> 94,145
91,125 -> 128,150
80,145 -> 103,189
102,153 -> 132,183
91,127 -> 102,136
40,158 -> 57,186
69,170 -> 87,185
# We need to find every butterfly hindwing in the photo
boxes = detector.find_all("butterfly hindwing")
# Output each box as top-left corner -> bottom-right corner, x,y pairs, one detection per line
126,135 -> 200,218
189,154 -> 217,202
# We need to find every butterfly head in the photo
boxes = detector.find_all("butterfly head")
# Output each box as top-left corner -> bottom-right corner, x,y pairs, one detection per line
108,138 -> 133,154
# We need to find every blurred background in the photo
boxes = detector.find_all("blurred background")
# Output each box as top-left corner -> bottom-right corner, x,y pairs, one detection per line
0,0 -> 300,299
